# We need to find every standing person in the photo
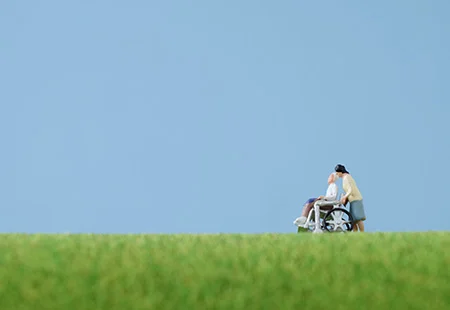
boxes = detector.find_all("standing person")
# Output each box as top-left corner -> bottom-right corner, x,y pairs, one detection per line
334,164 -> 366,232
293,173 -> 338,227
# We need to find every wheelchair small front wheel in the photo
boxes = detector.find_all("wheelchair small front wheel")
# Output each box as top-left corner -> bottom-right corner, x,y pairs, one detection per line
323,208 -> 354,232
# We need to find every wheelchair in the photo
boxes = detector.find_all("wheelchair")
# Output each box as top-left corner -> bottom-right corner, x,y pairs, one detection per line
296,194 -> 354,233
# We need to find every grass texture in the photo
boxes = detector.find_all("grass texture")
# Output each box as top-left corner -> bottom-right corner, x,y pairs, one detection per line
0,232 -> 448,309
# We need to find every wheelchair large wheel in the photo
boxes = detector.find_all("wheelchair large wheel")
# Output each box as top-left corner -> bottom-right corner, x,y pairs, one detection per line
323,208 -> 353,232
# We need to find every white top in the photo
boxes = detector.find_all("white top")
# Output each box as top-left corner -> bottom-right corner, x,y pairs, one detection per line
323,183 -> 338,201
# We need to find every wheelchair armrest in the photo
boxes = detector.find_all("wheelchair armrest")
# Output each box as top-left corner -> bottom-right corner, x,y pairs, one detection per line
314,200 -> 340,207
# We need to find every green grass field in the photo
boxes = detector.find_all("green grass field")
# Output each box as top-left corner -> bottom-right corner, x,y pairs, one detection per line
0,232 -> 448,309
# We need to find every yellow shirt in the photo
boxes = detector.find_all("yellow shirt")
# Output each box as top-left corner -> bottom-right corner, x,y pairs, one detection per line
342,174 -> 363,202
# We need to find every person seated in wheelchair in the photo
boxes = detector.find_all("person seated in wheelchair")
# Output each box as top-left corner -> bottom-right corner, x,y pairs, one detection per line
293,173 -> 339,227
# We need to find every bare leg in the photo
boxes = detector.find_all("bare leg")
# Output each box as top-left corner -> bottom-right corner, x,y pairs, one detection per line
357,221 -> 365,232
352,221 -> 360,232
301,202 -> 314,217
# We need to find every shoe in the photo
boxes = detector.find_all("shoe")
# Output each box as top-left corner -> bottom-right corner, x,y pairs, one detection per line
293,216 -> 307,226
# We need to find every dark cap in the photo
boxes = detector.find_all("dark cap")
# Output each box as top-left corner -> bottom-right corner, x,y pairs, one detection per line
335,164 -> 349,174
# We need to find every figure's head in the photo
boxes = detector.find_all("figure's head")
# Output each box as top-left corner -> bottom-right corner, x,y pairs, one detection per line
328,173 -> 337,184
334,164 -> 349,178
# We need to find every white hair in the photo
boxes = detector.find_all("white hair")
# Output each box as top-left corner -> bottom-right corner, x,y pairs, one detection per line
331,172 -> 339,181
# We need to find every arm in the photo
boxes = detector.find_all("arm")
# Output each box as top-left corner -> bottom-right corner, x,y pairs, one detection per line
343,176 -> 352,200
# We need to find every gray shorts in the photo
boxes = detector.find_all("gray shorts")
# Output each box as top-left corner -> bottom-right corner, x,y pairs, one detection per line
349,199 -> 366,222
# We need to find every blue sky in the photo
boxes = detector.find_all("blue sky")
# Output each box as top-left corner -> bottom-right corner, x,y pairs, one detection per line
1,1 -> 449,233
